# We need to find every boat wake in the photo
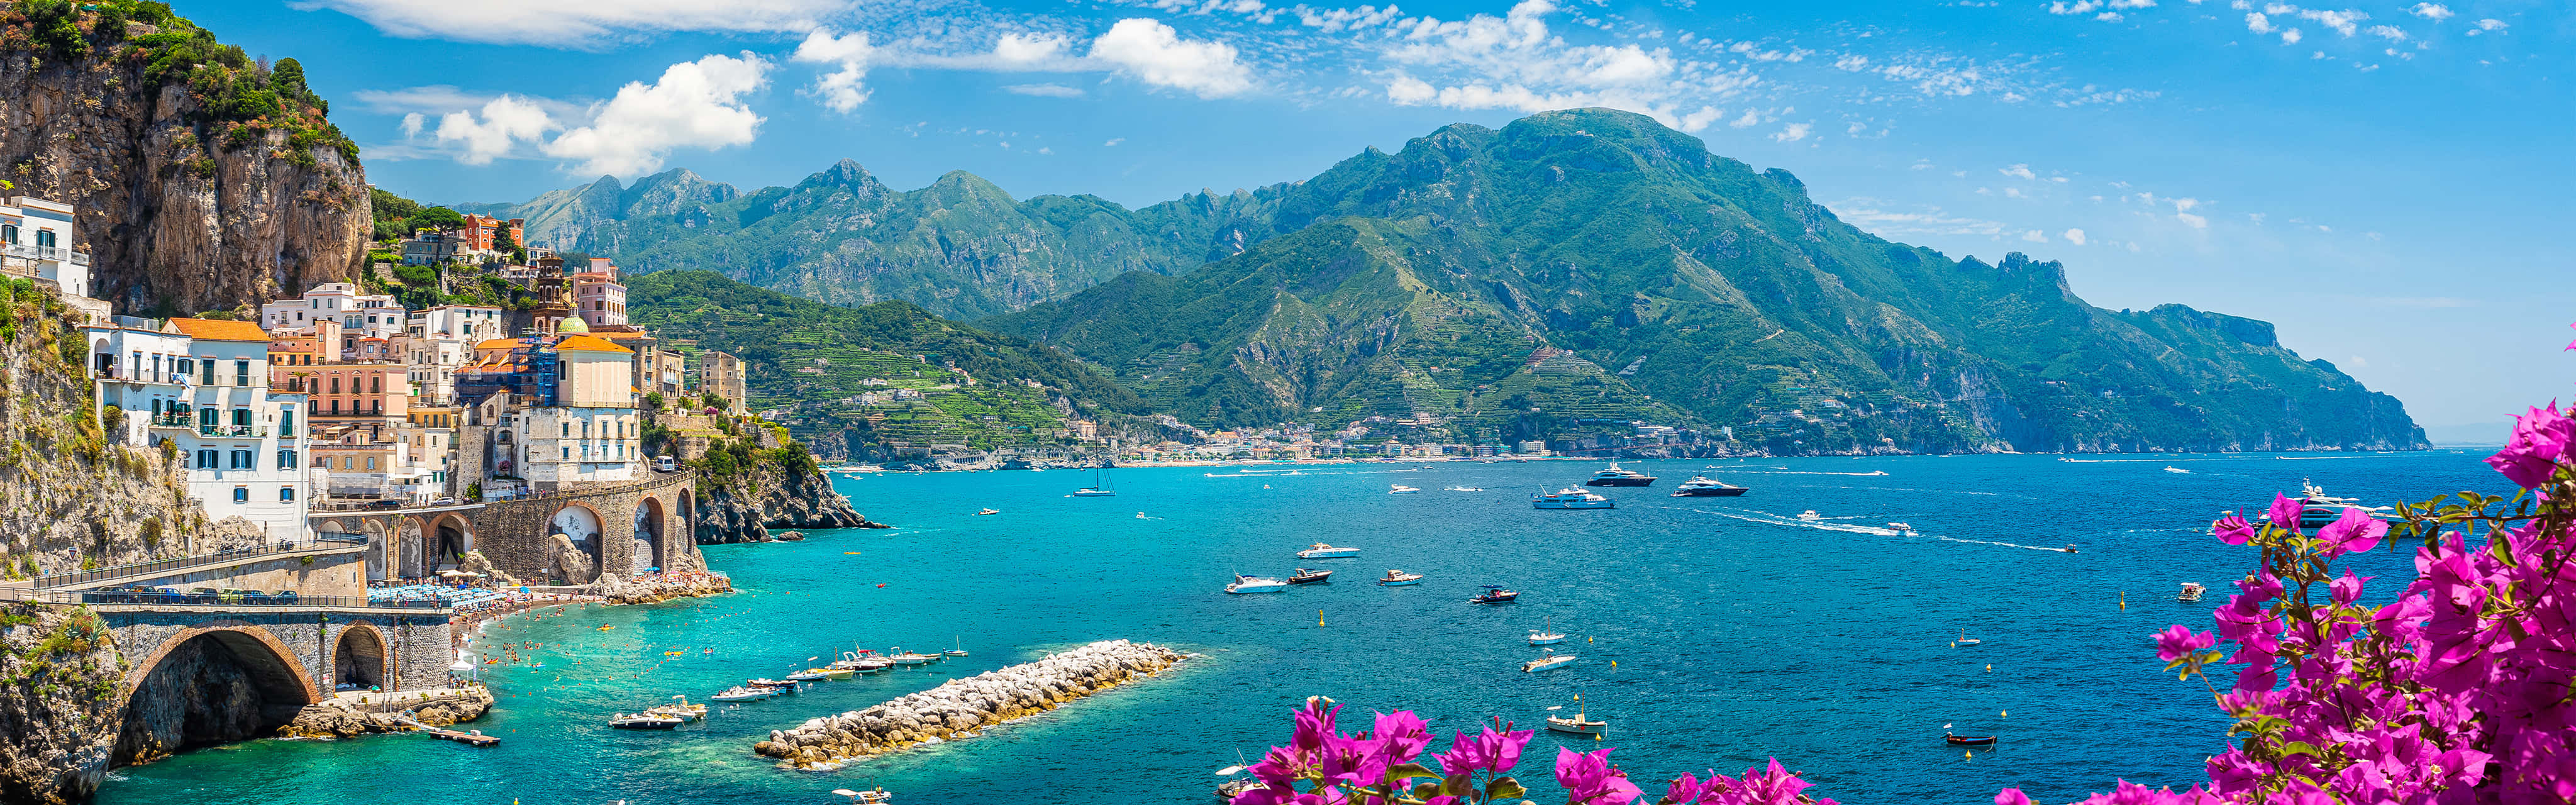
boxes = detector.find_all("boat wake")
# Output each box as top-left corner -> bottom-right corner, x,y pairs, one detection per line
1717,470 -> 1891,477
1691,509 -> 2079,553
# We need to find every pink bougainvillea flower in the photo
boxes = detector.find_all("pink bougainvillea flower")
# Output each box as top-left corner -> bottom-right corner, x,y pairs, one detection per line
2211,514 -> 2257,546
2316,507 -> 2388,558
1557,747 -> 1644,805
2487,402 -> 2575,489
2268,494 -> 2307,532
1994,790 -> 2033,805
1432,721 -> 1531,777
1660,771 -> 1706,805
1370,710 -> 1432,766
2155,625 -> 2217,662
2329,570 -> 2373,605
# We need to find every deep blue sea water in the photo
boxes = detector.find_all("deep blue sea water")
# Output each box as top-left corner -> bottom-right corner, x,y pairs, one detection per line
94,451 -> 2499,805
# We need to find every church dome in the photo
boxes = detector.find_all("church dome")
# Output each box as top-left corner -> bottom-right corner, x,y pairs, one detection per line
557,316 -> 590,333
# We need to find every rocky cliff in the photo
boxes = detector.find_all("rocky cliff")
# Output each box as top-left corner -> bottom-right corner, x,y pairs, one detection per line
694,460 -> 880,545
0,3 -> 369,314
0,604 -> 120,805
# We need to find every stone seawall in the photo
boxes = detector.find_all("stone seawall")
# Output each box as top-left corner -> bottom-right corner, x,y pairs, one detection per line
753,640 -> 1185,769
280,687 -> 495,738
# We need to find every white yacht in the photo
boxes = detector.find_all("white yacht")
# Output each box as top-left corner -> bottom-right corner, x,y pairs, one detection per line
1521,653 -> 1577,672
1797,510 -> 1823,521
1531,488 -> 1613,509
887,648 -> 938,665
1225,574 -> 1290,594
1528,616 -> 1566,645
1389,484 -> 1421,494
1886,522 -> 1919,536
1296,543 -> 1362,558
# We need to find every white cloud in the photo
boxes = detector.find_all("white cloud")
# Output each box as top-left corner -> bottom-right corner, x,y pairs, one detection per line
2000,164 -> 2036,180
1771,122 -> 1811,142
541,53 -> 771,177
2367,25 -> 2406,41
2171,197 -> 2199,212
1003,83 -> 1086,97
292,0 -> 841,46
1828,199 -> 2009,238
2063,228 -> 2087,245
2004,187 -> 2024,197
794,29 -> 874,114
398,112 -> 424,138
994,33 -> 1075,65
2177,211 -> 2209,228
1104,138 -> 1126,147
2407,3 -> 2451,19
434,95 -> 553,165
1088,18 -> 1254,97
2021,230 -> 2048,243
2245,11 -> 2273,32
2281,28 -> 2304,43
2471,18 -> 2506,32
2299,8 -> 2365,36
1832,55 -> 1869,71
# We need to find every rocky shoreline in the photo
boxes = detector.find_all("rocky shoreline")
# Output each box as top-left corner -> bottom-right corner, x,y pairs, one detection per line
753,640 -> 1186,769
279,687 -> 496,739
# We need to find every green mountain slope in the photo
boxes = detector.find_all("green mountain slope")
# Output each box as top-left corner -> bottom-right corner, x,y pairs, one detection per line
624,270 -> 1150,459
461,162 -> 1265,319
988,109 -> 2425,454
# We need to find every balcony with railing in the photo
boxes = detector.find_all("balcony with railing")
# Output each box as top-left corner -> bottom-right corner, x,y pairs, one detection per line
198,423 -> 267,438
1,243 -> 89,265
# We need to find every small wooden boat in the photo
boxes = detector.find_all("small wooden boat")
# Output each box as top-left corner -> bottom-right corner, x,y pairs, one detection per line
1377,569 -> 1424,586
1470,587 -> 1520,605
1528,616 -> 1565,645
1286,568 -> 1333,585
1522,653 -> 1577,672
608,712 -> 684,730
1945,733 -> 1999,746
1545,697 -> 1605,734
2177,582 -> 2206,602
945,636 -> 969,657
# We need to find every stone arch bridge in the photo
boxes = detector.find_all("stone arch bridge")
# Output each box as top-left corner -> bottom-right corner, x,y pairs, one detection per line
312,470 -> 700,584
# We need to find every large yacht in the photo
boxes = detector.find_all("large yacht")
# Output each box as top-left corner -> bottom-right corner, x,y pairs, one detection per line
2275,478 -> 2390,529
1532,488 -> 1614,509
1296,543 -> 1362,558
1582,462 -> 1659,487
1670,476 -> 1748,497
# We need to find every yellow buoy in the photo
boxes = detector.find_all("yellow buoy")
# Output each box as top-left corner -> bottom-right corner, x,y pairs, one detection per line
1965,750 -> 1972,760
2001,710 -> 2008,718
1610,660 -> 1616,669
1318,609 -> 1325,627
1985,664 -> 1992,672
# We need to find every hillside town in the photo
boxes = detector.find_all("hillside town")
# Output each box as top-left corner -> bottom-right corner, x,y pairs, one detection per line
26,197 -> 752,552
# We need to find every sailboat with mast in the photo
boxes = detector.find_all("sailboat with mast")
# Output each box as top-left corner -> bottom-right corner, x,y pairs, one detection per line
1545,694 -> 1607,735
1528,616 -> 1566,645
1073,465 -> 1117,497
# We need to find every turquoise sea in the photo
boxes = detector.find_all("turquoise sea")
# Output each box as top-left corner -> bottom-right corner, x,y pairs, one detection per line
96,451 -> 2496,804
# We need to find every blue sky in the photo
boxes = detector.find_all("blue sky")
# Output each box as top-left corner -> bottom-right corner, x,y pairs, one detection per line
188,0 -> 2568,430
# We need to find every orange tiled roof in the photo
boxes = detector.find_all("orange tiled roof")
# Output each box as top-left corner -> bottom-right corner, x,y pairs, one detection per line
168,318 -> 270,342
472,338 -> 526,350
554,334 -> 633,353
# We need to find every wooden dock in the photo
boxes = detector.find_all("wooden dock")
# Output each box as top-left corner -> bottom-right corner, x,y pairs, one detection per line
424,728 -> 499,747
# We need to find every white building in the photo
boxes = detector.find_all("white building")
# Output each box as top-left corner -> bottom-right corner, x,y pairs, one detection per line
88,318 -> 313,540
406,304 -> 503,407
262,282 -> 403,338
519,335 -> 641,489
3,196 -> 108,323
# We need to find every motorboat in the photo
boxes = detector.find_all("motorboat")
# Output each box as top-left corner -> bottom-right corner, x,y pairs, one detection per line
785,669 -> 833,681
1286,568 -> 1333,585
1377,569 -> 1424,586
1470,587 -> 1520,605
946,636 -> 969,657
1797,510 -> 1823,521
975,508 -> 1001,516
1296,543 -> 1362,558
1389,484 -> 1421,494
803,667 -> 855,680
1225,575 -> 1290,594
1528,616 -> 1565,645
1670,476 -> 1749,497
1582,462 -> 1658,487
2178,582 -> 2206,602
2270,479 -> 2390,529
608,712 -> 685,730
887,648 -> 938,665
647,696 -> 706,721
1545,698 -> 1606,735
832,649 -> 894,672
1444,486 -> 1485,492
709,686 -> 774,702
1521,653 -> 1577,672
1532,488 -> 1613,509
1886,522 -> 1919,537
1214,777 -> 1261,801
1945,733 -> 1999,747
747,678 -> 801,692
1072,465 -> 1118,497
833,788 -> 894,805
2165,466 -> 2190,474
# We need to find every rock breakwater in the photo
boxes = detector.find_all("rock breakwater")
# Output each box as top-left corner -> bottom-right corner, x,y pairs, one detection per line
279,687 -> 495,739
753,640 -> 1185,769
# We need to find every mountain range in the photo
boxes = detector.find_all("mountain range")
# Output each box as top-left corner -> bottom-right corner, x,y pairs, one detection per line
463,108 -> 2427,455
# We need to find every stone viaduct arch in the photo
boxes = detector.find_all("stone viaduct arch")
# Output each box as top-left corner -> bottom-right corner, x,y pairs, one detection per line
116,622 -> 321,766
331,621 -> 392,691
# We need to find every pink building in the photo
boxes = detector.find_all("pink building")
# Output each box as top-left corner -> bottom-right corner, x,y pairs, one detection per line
572,259 -> 627,328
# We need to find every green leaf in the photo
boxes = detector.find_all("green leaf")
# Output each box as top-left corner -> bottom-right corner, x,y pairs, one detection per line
1485,776 -> 1526,801
2278,741 -> 2324,757
1387,763 -> 1443,782
1440,774 -> 1475,798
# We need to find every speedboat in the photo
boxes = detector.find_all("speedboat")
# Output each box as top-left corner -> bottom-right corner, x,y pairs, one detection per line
1226,574 -> 1289,594
832,650 -> 893,672
887,648 -> 938,665
1286,568 -> 1333,585
1389,484 -> 1421,494
1528,616 -> 1565,645
2177,582 -> 2206,602
647,697 -> 706,721
1955,631 -> 1982,647
805,667 -> 855,680
1521,653 -> 1576,672
1797,510 -> 1823,521
1444,486 -> 1485,492
833,788 -> 894,805
1670,476 -> 1748,497
1377,569 -> 1424,586
709,686 -> 774,702
608,712 -> 684,730
1582,462 -> 1658,487
1886,522 -> 1919,537
747,678 -> 800,692
786,669 -> 832,681
1470,587 -> 1519,605
2164,466 -> 2190,474
1296,543 -> 1362,558
1531,488 -> 1613,509
974,508 -> 1000,516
